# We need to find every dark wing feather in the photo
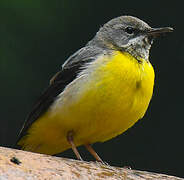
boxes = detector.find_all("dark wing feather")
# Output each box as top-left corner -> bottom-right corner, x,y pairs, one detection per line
17,46 -> 103,144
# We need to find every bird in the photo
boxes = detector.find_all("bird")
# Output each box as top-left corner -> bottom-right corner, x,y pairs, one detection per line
17,16 -> 173,163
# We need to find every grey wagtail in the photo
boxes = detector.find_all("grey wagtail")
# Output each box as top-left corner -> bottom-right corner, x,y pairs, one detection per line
17,16 -> 173,162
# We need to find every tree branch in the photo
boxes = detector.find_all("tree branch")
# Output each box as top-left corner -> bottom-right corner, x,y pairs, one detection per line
0,146 -> 182,180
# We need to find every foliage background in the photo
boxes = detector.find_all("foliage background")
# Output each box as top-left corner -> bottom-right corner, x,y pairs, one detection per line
0,0 -> 183,177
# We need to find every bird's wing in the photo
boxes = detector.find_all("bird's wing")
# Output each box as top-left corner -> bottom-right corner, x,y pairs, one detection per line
17,46 -> 103,143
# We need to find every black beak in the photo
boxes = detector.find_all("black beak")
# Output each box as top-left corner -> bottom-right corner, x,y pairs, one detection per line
146,27 -> 174,37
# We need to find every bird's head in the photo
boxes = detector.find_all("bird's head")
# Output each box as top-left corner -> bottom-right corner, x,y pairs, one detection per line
91,16 -> 173,61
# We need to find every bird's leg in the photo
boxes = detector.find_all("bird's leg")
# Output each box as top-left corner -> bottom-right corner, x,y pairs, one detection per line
67,131 -> 83,161
85,144 -> 103,163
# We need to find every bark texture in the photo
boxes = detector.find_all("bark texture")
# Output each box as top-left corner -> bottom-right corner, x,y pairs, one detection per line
0,146 -> 182,180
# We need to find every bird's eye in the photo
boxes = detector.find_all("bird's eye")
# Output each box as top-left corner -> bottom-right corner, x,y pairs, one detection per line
125,27 -> 135,34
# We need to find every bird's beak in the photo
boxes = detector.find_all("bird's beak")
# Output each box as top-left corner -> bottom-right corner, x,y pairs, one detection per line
146,27 -> 174,37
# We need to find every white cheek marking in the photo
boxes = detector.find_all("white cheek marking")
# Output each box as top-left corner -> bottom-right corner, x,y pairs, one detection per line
121,35 -> 151,61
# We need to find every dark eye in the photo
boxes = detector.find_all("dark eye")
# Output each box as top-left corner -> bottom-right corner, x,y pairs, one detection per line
125,27 -> 135,34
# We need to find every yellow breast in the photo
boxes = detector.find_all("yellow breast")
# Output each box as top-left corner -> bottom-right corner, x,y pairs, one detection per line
68,51 -> 155,142
19,51 -> 155,155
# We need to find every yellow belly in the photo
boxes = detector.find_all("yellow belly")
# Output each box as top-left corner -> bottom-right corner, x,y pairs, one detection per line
19,51 -> 155,155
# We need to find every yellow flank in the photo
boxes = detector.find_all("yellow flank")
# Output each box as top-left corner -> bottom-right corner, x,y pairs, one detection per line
18,51 -> 155,155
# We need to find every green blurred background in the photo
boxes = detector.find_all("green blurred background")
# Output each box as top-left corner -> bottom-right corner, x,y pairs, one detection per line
1,0 -> 183,178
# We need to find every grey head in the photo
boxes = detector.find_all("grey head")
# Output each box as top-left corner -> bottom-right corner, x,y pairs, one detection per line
88,16 -> 173,61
